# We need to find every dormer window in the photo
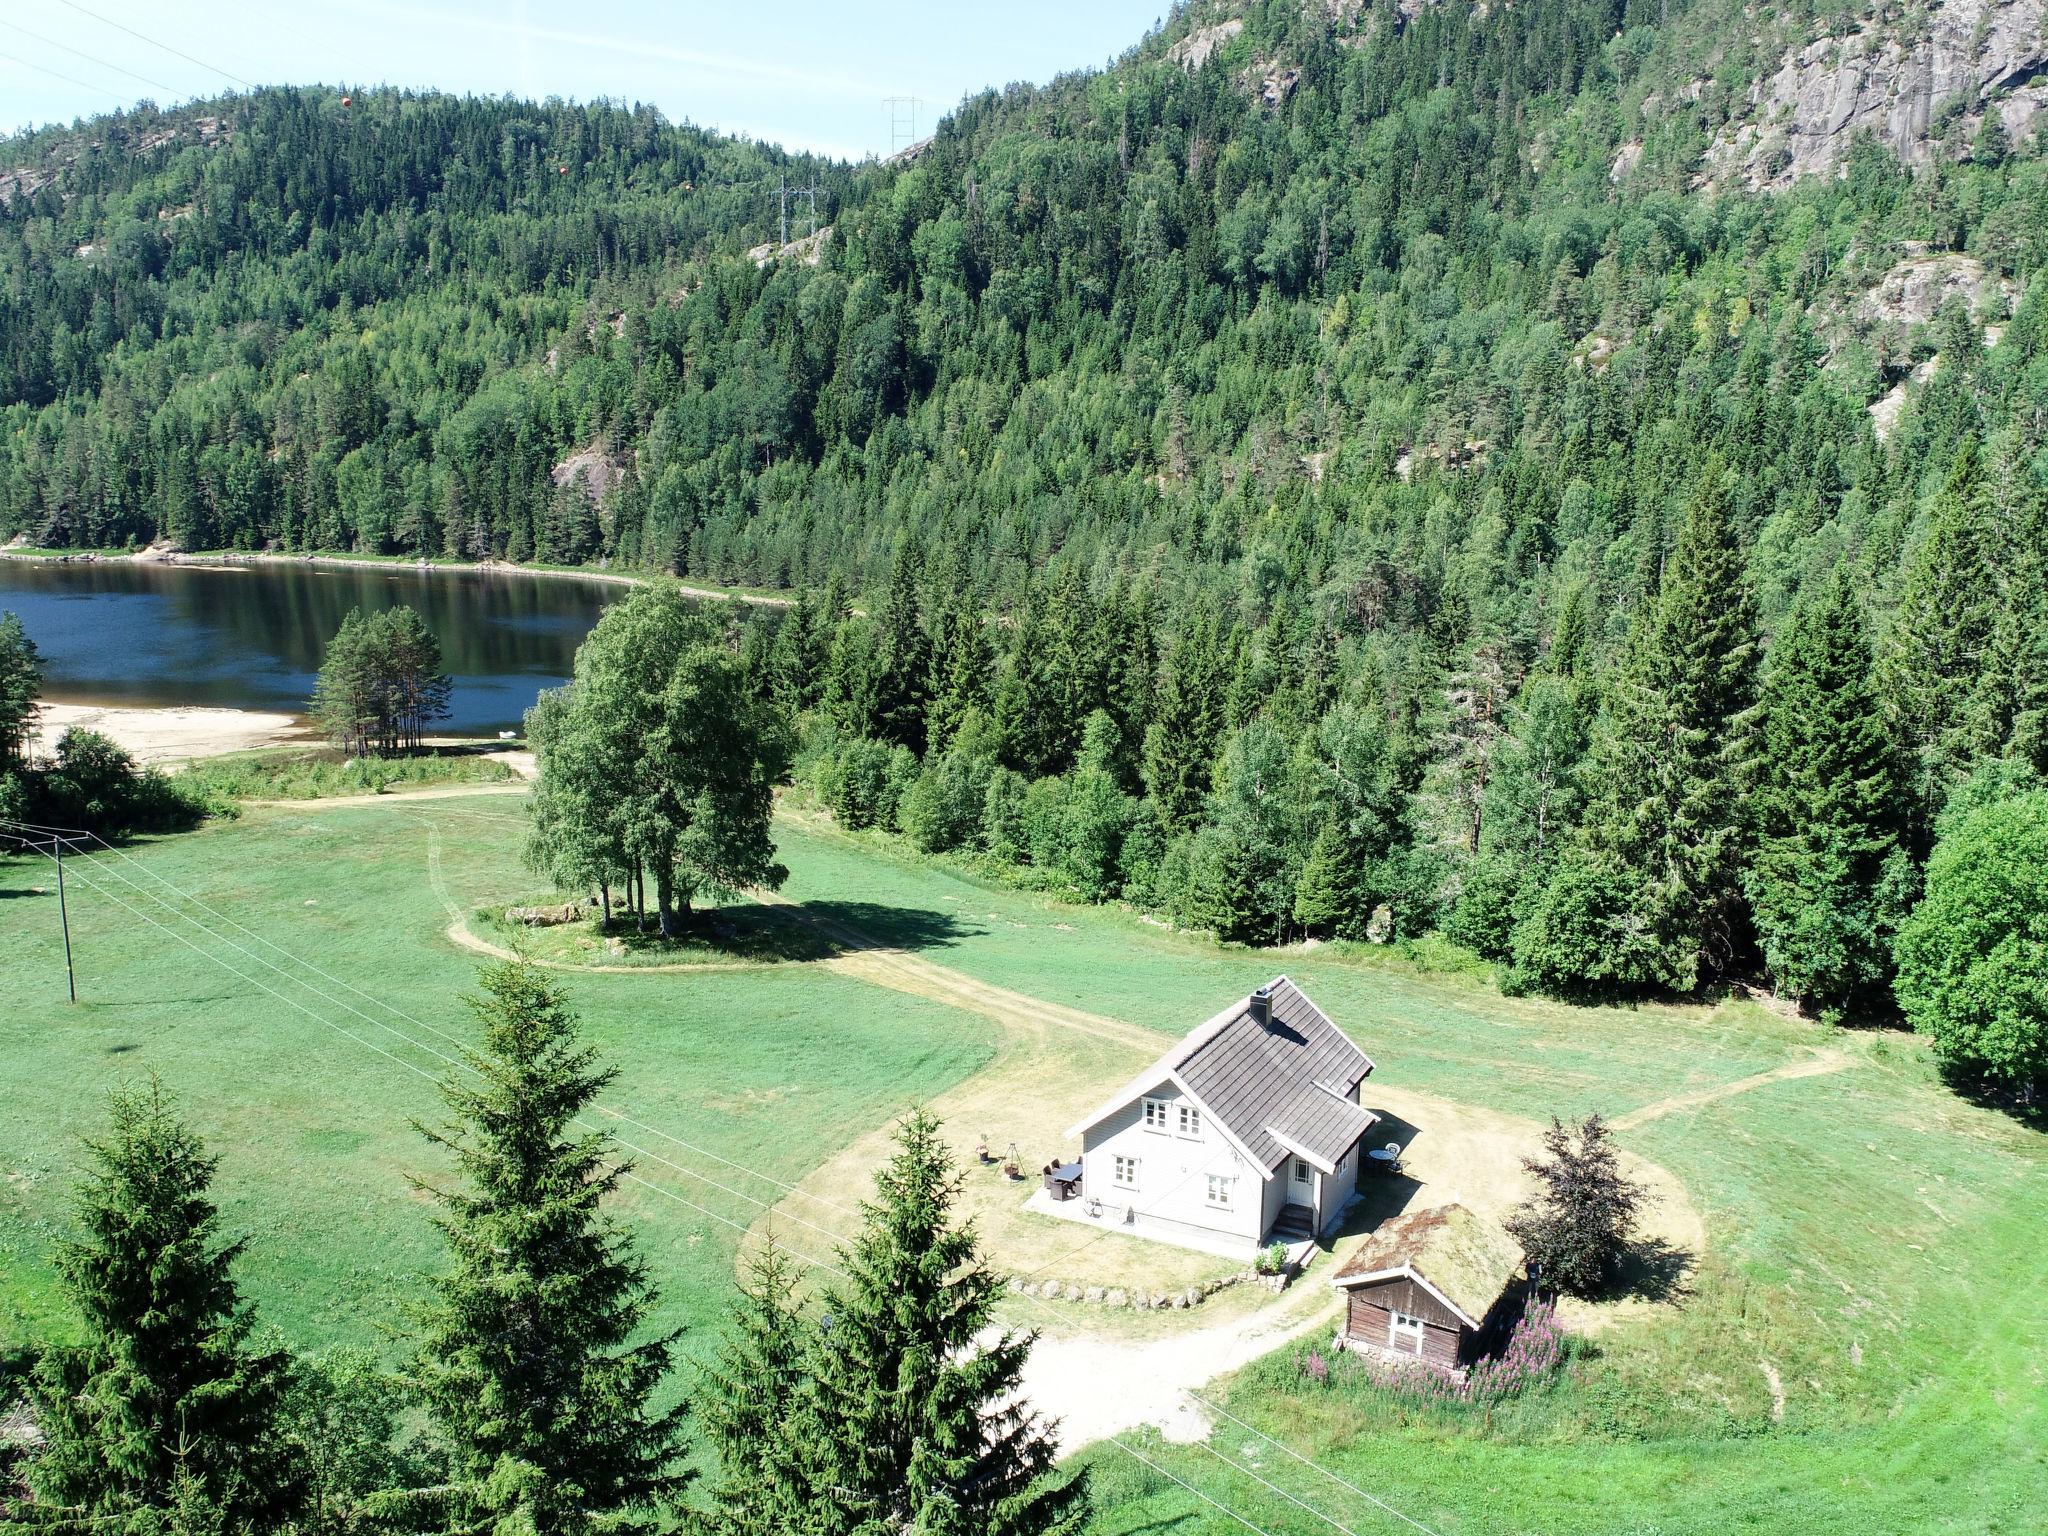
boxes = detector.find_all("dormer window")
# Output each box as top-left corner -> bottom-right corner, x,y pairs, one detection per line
1177,1104 -> 1201,1137
1142,1097 -> 1169,1131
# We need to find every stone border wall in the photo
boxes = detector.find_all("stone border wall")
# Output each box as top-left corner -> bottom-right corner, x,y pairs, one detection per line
1002,1256 -> 1304,1312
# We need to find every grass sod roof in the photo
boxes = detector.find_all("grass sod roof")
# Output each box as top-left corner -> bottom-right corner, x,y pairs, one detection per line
1330,1202 -> 1525,1327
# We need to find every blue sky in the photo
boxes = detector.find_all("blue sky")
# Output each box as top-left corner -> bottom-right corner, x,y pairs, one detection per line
2,0 -> 1169,160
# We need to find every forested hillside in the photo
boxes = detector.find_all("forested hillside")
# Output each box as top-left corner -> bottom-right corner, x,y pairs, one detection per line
5,0 -> 2047,1073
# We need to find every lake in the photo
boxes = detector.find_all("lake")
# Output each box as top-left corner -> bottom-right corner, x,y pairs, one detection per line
0,559 -> 621,735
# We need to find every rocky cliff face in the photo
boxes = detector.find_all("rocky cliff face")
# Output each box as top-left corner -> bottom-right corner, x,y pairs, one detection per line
1704,0 -> 2047,187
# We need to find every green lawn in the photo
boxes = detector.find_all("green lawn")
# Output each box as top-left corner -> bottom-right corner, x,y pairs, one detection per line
3,800 -> 2044,1532
0,798 -> 995,1361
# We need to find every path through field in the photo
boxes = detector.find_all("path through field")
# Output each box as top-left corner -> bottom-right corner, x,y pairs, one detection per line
1609,1046 -> 1851,1130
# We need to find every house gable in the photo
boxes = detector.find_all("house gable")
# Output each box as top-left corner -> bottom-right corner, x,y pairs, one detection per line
1067,976 -> 1378,1181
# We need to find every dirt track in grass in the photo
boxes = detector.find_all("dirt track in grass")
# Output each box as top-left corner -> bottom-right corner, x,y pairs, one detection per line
1608,1045 -> 1852,1130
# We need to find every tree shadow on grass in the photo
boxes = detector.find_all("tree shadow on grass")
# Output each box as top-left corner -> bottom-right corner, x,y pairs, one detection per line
788,898 -> 987,954
1610,1234 -> 1695,1304
580,897 -> 980,967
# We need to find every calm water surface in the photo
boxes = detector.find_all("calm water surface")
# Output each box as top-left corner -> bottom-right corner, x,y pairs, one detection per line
0,560 -> 619,734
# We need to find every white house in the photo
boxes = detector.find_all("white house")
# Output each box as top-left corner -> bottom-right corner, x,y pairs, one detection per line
1059,977 -> 1380,1259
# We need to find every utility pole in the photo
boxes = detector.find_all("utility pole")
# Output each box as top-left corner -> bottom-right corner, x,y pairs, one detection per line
55,835 -> 74,1004
7,826 -> 80,1002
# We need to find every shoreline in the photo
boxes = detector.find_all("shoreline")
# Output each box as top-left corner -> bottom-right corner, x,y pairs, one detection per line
0,545 -> 793,608
32,701 -> 310,765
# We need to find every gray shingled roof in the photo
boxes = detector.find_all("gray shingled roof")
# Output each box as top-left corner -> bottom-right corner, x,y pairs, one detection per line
1169,977 -> 1377,1172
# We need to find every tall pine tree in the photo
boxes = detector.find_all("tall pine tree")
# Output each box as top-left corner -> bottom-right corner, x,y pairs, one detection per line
807,1111 -> 1087,1536
26,1081 -> 305,1532
394,963 -> 687,1536
1142,615 -> 1225,832
1746,571 -> 1910,1018
1557,459 -> 1760,992
1877,440 -> 1999,833
696,1247 -> 814,1536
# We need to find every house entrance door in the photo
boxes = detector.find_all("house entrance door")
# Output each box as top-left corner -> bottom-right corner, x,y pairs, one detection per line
1288,1156 -> 1314,1215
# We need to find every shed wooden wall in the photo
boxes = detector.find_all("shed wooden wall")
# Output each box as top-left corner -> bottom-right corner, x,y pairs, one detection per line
1343,1276 -> 1468,1370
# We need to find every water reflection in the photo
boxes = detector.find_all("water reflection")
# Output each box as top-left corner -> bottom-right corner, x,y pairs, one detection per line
0,560 -> 622,734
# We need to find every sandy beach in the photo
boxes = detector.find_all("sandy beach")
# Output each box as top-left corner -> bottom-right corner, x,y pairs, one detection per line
31,702 -> 308,764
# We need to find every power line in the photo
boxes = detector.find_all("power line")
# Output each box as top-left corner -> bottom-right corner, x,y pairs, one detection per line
8,821 -> 850,1276
1186,1439 -> 1370,1536
0,18 -> 186,98
1187,1392 -> 1441,1536
46,835 -> 852,1254
0,44 -> 129,106
24,819 -> 865,1226
51,0 -> 253,91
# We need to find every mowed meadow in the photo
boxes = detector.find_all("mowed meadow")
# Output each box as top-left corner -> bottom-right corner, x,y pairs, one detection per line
4,795 -> 2045,1532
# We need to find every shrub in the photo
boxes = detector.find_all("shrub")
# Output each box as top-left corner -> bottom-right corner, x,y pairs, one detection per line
980,767 -> 1028,862
1445,852 -> 1526,961
30,729 -> 207,836
899,747 -> 993,853
1894,788 -> 2048,1104
1508,853 -> 1670,997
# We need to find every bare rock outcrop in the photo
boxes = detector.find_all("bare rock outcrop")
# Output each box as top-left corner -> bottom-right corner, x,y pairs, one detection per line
1705,0 -> 2048,188
550,442 -> 629,502
1859,246 -> 2015,330
1169,18 -> 1244,71
749,225 -> 832,268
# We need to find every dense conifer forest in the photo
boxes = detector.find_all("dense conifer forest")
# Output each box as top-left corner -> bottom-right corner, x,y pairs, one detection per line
5,0 -> 2046,1083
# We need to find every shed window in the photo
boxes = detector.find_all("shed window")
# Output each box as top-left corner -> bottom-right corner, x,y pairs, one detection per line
1178,1104 -> 1202,1137
1205,1174 -> 1233,1208
1112,1155 -> 1140,1189
1141,1097 -> 1169,1131
1388,1310 -> 1425,1357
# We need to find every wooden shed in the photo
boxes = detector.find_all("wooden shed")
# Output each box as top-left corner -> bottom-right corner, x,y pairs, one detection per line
1330,1203 -> 1525,1372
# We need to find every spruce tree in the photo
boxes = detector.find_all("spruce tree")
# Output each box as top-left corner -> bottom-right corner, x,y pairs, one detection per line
26,1080 -> 305,1531
1562,459 -> 1760,992
1877,440 -> 1999,831
1292,821 -> 1360,939
696,1247 -> 815,1536
808,1111 -> 1087,1536
872,539 -> 931,754
1746,571 -> 1909,1018
395,963 -> 687,1536
1141,616 -> 1224,832
925,593 -> 994,751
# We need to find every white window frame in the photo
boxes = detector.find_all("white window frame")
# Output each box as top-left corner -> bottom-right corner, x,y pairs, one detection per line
1205,1173 -> 1233,1209
1177,1103 -> 1202,1138
1112,1154 -> 1140,1190
1388,1310 -> 1425,1357
1141,1096 -> 1169,1132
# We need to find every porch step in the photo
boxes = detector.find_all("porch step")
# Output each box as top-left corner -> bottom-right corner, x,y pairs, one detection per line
1271,1204 -> 1315,1242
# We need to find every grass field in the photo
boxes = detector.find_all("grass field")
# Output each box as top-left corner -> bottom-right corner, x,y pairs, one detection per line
3,794 -> 2044,1533
0,797 -> 995,1363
